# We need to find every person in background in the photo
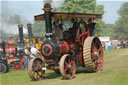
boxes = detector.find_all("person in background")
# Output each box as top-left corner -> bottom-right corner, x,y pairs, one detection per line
0,47 -> 2,55
30,45 -> 38,59
87,18 -> 96,36
24,46 -> 30,69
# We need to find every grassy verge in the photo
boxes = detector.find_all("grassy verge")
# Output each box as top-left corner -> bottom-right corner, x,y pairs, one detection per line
1,48 -> 128,85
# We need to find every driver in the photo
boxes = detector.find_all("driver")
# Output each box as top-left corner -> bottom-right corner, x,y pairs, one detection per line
53,19 -> 63,41
70,18 -> 78,32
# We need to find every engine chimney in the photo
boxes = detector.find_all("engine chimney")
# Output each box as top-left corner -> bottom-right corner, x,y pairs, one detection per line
18,24 -> 24,46
43,3 -> 52,37
27,24 -> 33,44
2,41 -> 6,56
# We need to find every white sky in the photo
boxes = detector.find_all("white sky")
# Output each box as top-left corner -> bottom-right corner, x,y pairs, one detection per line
0,0 -> 128,24
0,0 -> 128,1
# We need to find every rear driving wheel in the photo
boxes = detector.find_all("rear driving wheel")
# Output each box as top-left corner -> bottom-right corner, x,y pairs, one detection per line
59,54 -> 76,79
28,57 -> 45,81
83,37 -> 103,72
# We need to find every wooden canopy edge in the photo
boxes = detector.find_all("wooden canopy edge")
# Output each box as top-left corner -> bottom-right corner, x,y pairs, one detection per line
34,12 -> 102,21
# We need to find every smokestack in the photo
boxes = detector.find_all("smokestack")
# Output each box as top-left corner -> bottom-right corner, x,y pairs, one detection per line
2,41 -> 6,56
27,24 -> 33,44
18,24 -> 24,45
43,3 -> 52,37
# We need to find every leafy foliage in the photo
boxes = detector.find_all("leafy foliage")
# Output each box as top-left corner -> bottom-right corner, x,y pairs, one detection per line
100,24 -> 114,37
32,21 -> 46,36
57,0 -> 104,14
112,2 -> 128,40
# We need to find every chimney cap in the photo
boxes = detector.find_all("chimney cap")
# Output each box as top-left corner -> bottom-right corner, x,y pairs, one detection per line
44,3 -> 51,9
18,24 -> 23,28
27,24 -> 32,27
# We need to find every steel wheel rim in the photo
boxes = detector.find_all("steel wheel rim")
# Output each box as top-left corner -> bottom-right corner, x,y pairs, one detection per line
83,37 -> 104,72
91,37 -> 103,72
59,54 -> 76,79
0,63 -> 7,73
28,57 -> 45,81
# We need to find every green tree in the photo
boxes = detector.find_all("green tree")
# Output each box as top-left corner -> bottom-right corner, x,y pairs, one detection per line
32,21 -> 46,36
100,24 -> 114,37
112,2 -> 128,40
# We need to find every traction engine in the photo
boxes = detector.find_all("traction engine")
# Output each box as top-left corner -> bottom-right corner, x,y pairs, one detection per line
6,39 -> 24,71
0,41 -> 9,73
28,3 -> 104,80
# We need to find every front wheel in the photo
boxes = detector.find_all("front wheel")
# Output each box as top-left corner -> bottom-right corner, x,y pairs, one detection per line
13,62 -> 24,71
59,54 -> 76,79
28,57 -> 45,81
0,62 -> 7,73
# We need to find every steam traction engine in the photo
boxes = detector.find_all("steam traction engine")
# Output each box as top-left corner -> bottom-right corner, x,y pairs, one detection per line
6,39 -> 24,71
0,38 -> 24,72
28,3 -> 103,80
0,41 -> 9,73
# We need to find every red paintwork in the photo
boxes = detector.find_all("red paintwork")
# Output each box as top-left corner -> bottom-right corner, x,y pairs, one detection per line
5,47 -> 16,57
13,62 -> 23,71
0,40 -> 17,58
20,56 -> 24,64
78,47 -> 83,66
57,41 -> 71,54
79,32 -> 90,45
0,68 -> 2,71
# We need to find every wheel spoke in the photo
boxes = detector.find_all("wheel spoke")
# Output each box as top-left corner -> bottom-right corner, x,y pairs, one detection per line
59,54 -> 76,79
28,58 -> 45,80
94,40 -> 98,46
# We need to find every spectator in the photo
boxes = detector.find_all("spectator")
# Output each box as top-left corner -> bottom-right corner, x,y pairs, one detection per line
30,45 -> 38,59
24,46 -> 30,69
0,47 -> 2,55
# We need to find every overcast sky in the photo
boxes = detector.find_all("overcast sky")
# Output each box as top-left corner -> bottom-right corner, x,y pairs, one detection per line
0,0 -> 128,24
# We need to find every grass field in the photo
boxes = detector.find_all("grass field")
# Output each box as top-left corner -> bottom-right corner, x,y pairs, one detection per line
0,48 -> 128,85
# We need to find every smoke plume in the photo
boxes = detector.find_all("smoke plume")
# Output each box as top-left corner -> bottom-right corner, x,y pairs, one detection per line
0,1 -> 30,36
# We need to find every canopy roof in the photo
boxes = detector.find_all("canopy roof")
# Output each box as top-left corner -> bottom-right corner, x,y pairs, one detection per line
34,12 -> 102,21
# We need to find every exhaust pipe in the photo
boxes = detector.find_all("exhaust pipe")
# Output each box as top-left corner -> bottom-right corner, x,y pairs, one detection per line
18,24 -> 24,46
27,24 -> 33,44
17,24 -> 24,55
2,41 -> 6,56
43,3 -> 52,37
